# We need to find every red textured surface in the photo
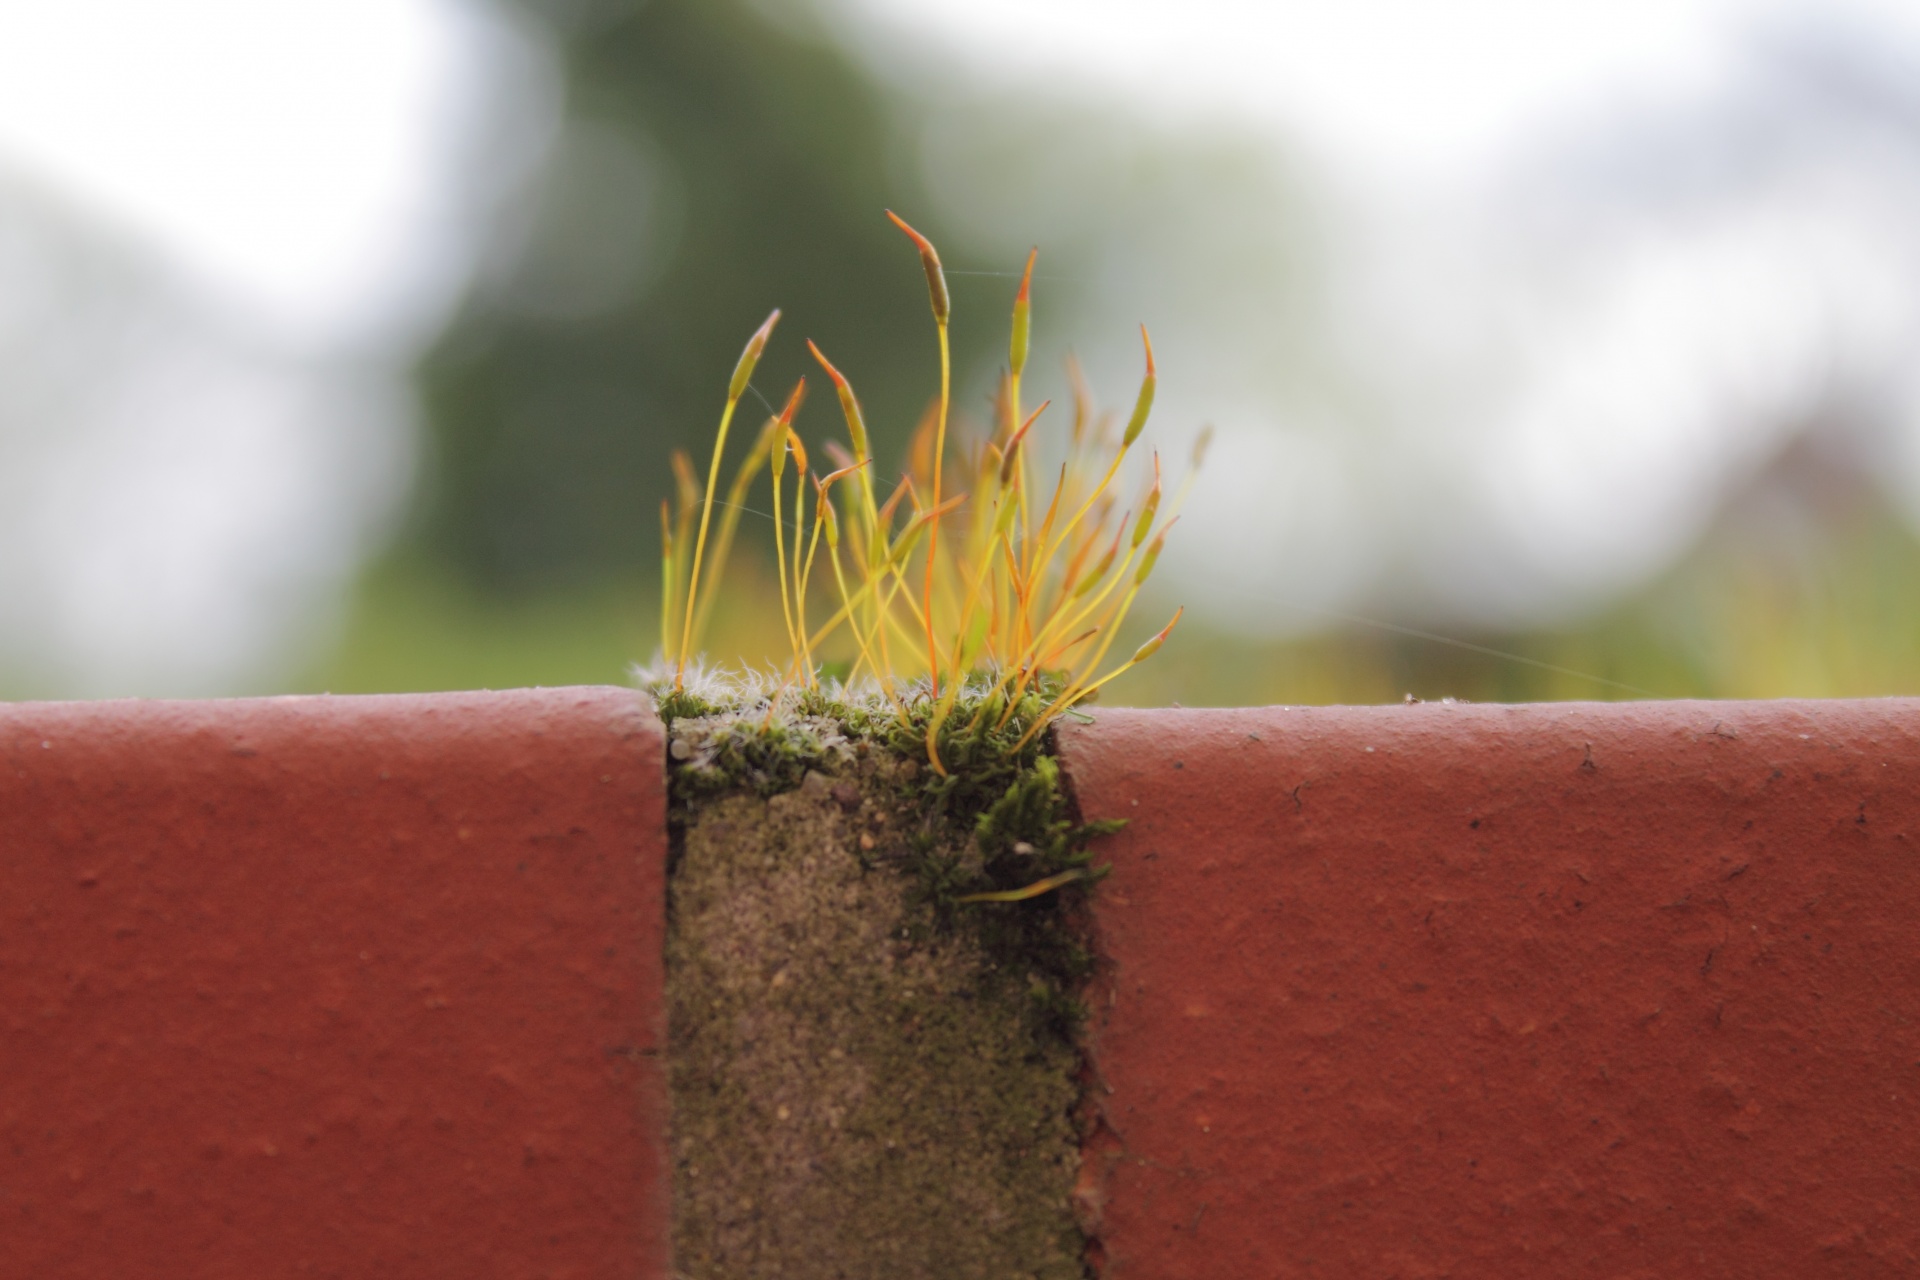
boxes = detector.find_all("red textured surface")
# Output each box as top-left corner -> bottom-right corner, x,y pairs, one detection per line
1060,700 -> 1920,1278
0,687 -> 668,1279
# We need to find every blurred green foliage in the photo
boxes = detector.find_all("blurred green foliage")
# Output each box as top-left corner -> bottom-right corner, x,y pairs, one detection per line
302,0 -> 1920,707
309,502 -> 1920,704
1104,486 -> 1920,707
409,0 -> 1007,591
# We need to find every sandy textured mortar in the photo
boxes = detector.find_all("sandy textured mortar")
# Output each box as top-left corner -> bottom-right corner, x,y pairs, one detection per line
667,718 -> 1087,1279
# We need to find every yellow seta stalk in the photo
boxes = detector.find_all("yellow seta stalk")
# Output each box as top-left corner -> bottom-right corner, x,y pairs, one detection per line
1007,249 -> 1038,558
798,489 -> 961,672
1009,605 -> 1184,756
659,500 -> 675,660
659,449 -> 700,659
806,340 -> 883,549
785,428 -> 813,683
688,415 -> 781,655
766,379 -> 808,670
1027,510 -> 1177,695
1025,519 -> 1177,724
951,401 -> 1047,667
807,467 -> 875,688
676,308 -> 779,688
1008,253 -> 1032,414
993,479 -> 1166,731
1022,326 -> 1154,601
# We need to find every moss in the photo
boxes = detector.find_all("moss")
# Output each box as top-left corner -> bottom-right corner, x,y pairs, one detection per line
659,683 -> 1108,1278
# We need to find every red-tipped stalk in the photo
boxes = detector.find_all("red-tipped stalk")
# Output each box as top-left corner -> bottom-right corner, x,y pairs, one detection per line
787,427 -> 813,682
885,209 -> 950,325
688,414 -> 779,649
886,209 -> 954,704
1008,249 -> 1038,529
805,339 -> 877,514
998,400 -> 1050,488
1027,326 -> 1156,597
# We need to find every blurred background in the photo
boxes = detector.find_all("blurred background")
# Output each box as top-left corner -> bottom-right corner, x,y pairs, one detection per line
5,0 -> 1920,706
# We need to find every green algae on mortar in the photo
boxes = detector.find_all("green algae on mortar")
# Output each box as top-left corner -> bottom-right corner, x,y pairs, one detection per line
655,682 -> 1115,1278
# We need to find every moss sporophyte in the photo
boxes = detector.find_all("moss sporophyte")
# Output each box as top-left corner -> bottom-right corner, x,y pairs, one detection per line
652,212 -> 1200,777
643,215 -> 1195,1276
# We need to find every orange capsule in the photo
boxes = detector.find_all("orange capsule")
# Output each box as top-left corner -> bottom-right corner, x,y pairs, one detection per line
885,210 -> 950,325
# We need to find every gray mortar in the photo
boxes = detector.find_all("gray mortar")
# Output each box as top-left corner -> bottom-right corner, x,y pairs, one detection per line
668,728 -> 1086,1278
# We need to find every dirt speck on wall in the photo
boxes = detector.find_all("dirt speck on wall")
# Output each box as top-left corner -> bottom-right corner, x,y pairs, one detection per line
667,738 -> 1087,1279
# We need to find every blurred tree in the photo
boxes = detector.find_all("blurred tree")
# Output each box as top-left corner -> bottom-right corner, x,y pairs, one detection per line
411,0 -> 992,590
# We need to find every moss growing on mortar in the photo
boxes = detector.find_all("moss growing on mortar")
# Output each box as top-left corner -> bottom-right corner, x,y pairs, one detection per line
658,681 -> 1113,1279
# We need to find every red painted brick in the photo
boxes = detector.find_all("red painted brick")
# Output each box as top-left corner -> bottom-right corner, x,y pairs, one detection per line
1061,700 -> 1920,1278
0,688 -> 667,1279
